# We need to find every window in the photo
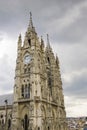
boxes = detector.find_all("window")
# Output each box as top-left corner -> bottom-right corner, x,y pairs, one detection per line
22,84 -> 30,98
28,39 -> 31,47
47,71 -> 51,86
25,84 -> 28,98
8,119 -> 11,129
21,85 -> 24,97
47,71 -> 52,95
27,84 -> 30,98
24,68 -> 27,73
38,127 -> 40,130
47,57 -> 50,64
2,119 -> 4,125
48,77 -> 51,86
24,114 -> 28,130
1,115 -> 3,118
24,68 -> 30,74
48,126 -> 50,130
28,68 -> 30,72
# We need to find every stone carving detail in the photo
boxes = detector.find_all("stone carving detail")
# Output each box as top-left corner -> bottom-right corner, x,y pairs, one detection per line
29,104 -> 34,117
0,13 -> 67,130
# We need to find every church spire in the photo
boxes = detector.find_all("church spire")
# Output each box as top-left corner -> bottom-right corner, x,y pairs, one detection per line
47,34 -> 50,48
29,12 -> 33,28
41,36 -> 44,50
18,34 -> 22,49
27,12 -> 36,34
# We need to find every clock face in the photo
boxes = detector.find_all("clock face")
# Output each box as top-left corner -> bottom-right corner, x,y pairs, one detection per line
24,54 -> 31,64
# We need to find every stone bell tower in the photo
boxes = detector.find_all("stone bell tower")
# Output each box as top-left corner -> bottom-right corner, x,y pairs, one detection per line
12,13 -> 67,130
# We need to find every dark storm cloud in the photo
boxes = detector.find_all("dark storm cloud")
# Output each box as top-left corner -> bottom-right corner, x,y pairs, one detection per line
54,8 -> 87,44
64,69 -> 87,99
0,0 -> 85,39
0,0 -> 87,116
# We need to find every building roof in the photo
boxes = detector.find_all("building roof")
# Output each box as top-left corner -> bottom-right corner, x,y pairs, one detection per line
0,93 -> 13,106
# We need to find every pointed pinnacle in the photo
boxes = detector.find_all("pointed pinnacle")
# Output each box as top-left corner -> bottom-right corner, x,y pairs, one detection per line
56,54 -> 59,65
29,12 -> 33,28
41,36 -> 43,42
18,34 -> 22,49
47,34 -> 50,48
41,36 -> 44,44
19,33 -> 21,39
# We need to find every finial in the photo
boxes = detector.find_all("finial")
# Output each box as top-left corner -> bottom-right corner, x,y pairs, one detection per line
56,54 -> 59,66
41,36 -> 44,49
47,34 -> 50,48
19,33 -> 21,39
41,36 -> 43,42
41,36 -> 44,44
18,34 -> 22,42
18,33 -> 22,48
29,12 -> 33,28
30,12 -> 32,17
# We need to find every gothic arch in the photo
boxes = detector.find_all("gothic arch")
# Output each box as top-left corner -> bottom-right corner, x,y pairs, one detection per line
41,105 -> 46,118
52,109 -> 56,127
23,51 -> 30,57
52,110 -> 55,130
20,105 -> 30,130
41,105 -> 46,130
20,104 -> 30,118
52,109 -> 56,119
59,124 -> 61,130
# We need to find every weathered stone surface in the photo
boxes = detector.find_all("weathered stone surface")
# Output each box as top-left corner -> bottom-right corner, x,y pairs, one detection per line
0,13 -> 67,130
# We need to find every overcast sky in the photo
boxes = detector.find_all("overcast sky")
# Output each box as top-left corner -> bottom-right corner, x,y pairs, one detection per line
0,0 -> 87,117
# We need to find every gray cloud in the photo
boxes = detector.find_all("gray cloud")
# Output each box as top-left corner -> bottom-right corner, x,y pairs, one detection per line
0,0 -> 86,38
63,69 -> 87,98
0,55 -> 14,93
0,0 -> 87,116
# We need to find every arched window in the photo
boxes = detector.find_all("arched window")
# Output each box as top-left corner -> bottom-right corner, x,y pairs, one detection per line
2,119 -> 4,125
48,126 -> 50,130
59,125 -> 61,130
1,114 -> 3,118
25,84 -> 28,98
38,127 -> 40,130
27,84 -> 30,98
47,57 -> 50,64
28,68 -> 30,73
48,77 -> 51,86
47,71 -> 52,86
22,84 -> 30,98
21,85 -> 24,97
8,119 -> 11,129
24,68 -> 27,73
24,114 -> 29,130
28,39 -> 31,47
24,84 -> 30,98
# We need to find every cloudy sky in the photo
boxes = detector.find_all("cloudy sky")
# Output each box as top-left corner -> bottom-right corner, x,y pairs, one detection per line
0,0 -> 87,117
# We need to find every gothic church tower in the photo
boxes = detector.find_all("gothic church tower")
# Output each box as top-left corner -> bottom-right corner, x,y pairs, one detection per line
12,13 -> 67,130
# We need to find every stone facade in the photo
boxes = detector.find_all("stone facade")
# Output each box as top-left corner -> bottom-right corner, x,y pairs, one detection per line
0,13 -> 67,130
